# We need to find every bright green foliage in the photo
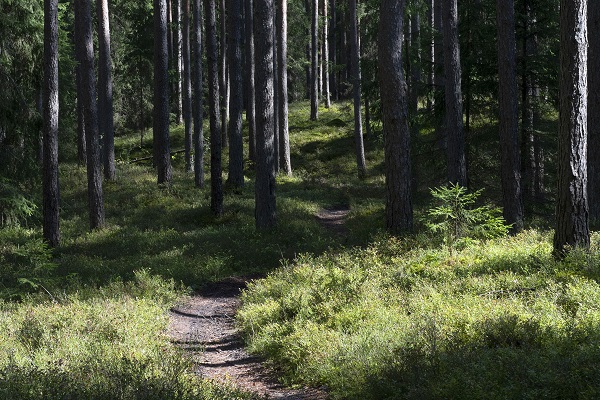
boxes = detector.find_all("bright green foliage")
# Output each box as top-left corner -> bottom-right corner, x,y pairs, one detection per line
0,179 -> 37,227
239,232 -> 600,399
426,183 -> 510,251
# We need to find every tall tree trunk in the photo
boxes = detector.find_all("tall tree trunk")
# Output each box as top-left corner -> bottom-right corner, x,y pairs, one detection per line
330,0 -> 337,100
154,0 -> 173,185
588,0 -> 600,227
497,0 -> 523,232
254,0 -> 276,229
75,61 -> 87,165
182,0 -> 193,172
554,0 -> 589,256
173,0 -> 183,124
409,6 -> 420,122
220,0 -> 229,147
427,0 -> 434,111
205,0 -> 223,215
245,0 -> 257,163
273,21 -> 280,173
433,0 -> 445,149
323,0 -> 331,108
43,0 -> 60,247
379,0 -> 412,233
75,0 -> 105,229
278,0 -> 292,175
97,0 -> 115,180
350,0 -> 366,178
227,0 -> 244,186
193,0 -> 204,188
310,0 -> 319,120
442,0 -> 466,186
167,0 -> 173,61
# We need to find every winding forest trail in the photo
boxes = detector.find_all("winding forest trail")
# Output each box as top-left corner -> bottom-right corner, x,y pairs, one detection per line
167,207 -> 349,399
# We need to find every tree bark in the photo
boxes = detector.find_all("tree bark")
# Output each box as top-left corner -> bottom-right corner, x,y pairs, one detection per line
220,0 -> 229,147
254,0 -> 276,229
227,0 -> 244,186
245,0 -> 257,163
330,0 -> 337,100
588,0 -> 600,227
205,0 -> 223,215
433,0 -> 445,149
442,0 -> 466,186
554,0 -> 589,255
43,0 -> 60,247
97,0 -> 115,180
182,0 -> 193,172
273,21 -> 280,173
75,61 -> 87,166
173,0 -> 183,124
75,0 -> 105,229
277,0 -> 292,176
310,0 -> 319,120
350,0 -> 366,178
323,0 -> 331,108
409,6 -> 420,122
379,0 -> 412,233
496,0 -> 523,232
154,0 -> 174,185
427,0 -> 434,111
193,0 -> 204,188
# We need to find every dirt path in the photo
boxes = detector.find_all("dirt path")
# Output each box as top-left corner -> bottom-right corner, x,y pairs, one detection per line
168,208 -> 349,399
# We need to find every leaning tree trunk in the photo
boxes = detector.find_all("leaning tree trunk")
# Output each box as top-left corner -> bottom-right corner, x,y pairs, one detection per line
379,0 -> 412,234
192,0 -> 204,188
182,0 -> 193,172
349,0 -> 367,178
97,0 -> 115,180
310,0 -> 319,120
154,0 -> 173,185
554,0 -> 589,256
75,0 -> 105,229
245,0 -> 257,163
588,0 -> 600,227
442,0 -> 466,186
205,0 -> 223,215
497,0 -> 523,232
43,0 -> 60,247
254,0 -> 276,229
277,0 -> 292,176
227,0 -> 244,186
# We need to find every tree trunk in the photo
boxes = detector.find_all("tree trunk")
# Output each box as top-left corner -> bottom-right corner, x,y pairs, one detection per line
75,61 -> 87,166
205,0 -> 223,215
43,0 -> 60,247
154,0 -> 174,185
245,0 -> 256,163
97,0 -> 115,180
433,0 -> 445,149
277,0 -> 292,175
442,0 -> 466,186
427,0 -> 434,111
588,0 -> 600,227
220,0 -> 229,147
75,0 -> 105,229
310,0 -> 319,120
409,6 -> 420,121
323,0 -> 331,108
379,0 -> 412,233
330,0 -> 337,100
350,0 -> 366,178
173,0 -> 183,124
496,0 -> 523,232
273,21 -> 280,173
182,0 -> 193,172
554,0 -> 589,256
254,0 -> 276,229
227,0 -> 244,186
193,0 -> 204,188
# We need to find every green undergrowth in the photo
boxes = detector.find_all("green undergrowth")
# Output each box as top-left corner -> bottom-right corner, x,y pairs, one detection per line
239,231 -> 600,399
0,270 -> 257,399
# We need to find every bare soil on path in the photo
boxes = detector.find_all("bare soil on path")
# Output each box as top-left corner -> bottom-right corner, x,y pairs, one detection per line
168,207 -> 350,399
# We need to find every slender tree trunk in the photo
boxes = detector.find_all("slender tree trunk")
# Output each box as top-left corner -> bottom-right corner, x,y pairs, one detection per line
554,0 -> 589,256
168,0 -> 173,61
182,0 -> 193,172
220,0 -> 229,147
97,0 -> 115,180
497,0 -> 523,232
205,0 -> 223,215
323,0 -> 331,108
75,0 -> 105,229
409,6 -> 420,121
193,0 -> 204,188
254,0 -> 276,229
442,0 -> 466,186
43,0 -> 60,247
273,21 -> 280,173
277,0 -> 292,175
434,0 -> 445,149
310,0 -> 319,120
588,0 -> 600,227
427,0 -> 434,111
330,0 -> 337,100
379,0 -> 412,233
154,0 -> 173,185
174,0 -> 183,124
245,0 -> 256,163
350,0 -> 366,178
227,0 -> 244,186
75,61 -> 87,165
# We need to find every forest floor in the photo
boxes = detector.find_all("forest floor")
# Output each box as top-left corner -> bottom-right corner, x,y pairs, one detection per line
167,207 -> 349,399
